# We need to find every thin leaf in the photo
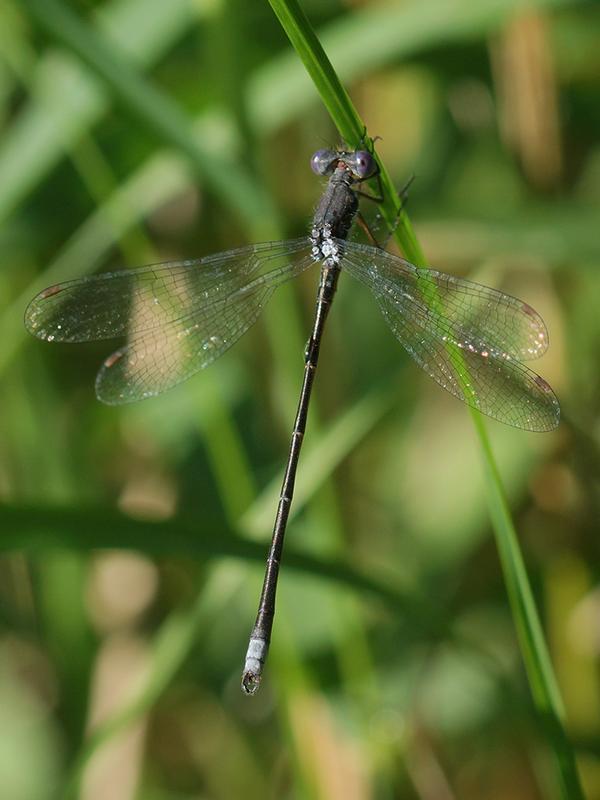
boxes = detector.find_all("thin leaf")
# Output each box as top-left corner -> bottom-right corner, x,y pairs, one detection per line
267,1 -> 584,797
0,502 -> 414,608
19,0 -> 272,230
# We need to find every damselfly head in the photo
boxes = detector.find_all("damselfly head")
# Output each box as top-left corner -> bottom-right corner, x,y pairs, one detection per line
310,148 -> 378,181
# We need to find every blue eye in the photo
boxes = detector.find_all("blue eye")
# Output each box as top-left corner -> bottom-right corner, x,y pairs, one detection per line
310,149 -> 337,176
347,150 -> 377,179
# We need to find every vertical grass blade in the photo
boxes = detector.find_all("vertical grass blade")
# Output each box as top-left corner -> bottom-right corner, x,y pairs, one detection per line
267,1 -> 584,797
267,0 -> 425,267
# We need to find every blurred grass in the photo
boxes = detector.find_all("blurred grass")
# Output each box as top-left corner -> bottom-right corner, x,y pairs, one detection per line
0,0 -> 599,798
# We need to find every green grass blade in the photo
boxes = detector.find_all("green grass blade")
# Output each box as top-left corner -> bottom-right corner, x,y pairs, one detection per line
476,415 -> 584,797
0,503 -> 420,611
267,1 -> 584,797
0,0 -> 196,222
268,0 -> 424,266
251,0 -> 577,132
20,0 -> 271,230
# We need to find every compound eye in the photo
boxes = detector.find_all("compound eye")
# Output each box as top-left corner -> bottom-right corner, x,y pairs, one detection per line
348,150 -> 377,179
310,149 -> 336,176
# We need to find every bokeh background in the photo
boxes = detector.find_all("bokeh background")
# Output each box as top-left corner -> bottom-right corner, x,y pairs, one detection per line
1,0 -> 599,797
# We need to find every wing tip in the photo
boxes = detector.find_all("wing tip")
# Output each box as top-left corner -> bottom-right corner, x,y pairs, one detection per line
95,349 -> 129,406
95,348 -> 164,406
517,377 -> 561,432
24,284 -> 68,339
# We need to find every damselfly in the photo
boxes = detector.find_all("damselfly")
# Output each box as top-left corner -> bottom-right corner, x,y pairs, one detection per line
25,146 -> 560,694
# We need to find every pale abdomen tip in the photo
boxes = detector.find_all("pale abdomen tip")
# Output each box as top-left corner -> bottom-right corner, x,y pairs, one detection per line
241,671 -> 261,695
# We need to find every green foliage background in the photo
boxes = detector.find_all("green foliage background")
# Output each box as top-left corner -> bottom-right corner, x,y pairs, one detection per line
0,0 -> 598,798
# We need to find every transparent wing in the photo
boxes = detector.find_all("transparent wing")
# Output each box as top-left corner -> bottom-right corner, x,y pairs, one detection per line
341,241 -> 559,431
95,271 -> 306,404
25,238 -> 316,404
25,238 -> 312,342
341,241 -> 549,361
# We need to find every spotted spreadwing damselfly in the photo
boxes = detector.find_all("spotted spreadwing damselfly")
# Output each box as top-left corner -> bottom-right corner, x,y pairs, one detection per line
25,146 -> 560,694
